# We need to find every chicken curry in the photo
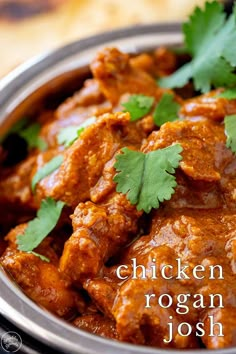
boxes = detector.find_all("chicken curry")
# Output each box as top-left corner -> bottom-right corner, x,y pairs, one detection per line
1,2 -> 236,350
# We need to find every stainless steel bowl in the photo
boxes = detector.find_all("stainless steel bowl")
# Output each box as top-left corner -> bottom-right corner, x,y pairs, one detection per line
0,23 -> 235,354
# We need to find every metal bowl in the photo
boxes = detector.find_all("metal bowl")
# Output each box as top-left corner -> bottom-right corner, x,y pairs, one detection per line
0,23 -> 235,354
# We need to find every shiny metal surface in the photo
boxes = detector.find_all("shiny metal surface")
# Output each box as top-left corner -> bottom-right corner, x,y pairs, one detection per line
0,23 -> 235,354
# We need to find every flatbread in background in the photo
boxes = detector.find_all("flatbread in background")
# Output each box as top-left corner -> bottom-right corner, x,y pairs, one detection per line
0,0 -> 208,77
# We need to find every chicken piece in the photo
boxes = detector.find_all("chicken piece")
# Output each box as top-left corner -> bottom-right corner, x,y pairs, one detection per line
90,155 -> 116,203
39,78 -> 112,148
73,313 -> 118,340
1,224 -> 85,318
35,77 -> 113,148
113,279 -> 198,348
219,155 -> 236,209
201,308 -> 236,349
35,112 -> 145,207
130,53 -> 158,77
84,276 -> 118,319
91,48 -> 162,105
1,248 -> 84,318
143,118 -> 236,209
57,79 -> 106,117
85,247 -> 198,348
0,155 -> 36,210
142,208 -> 236,264
180,90 -> 236,122
3,223 -> 64,264
166,171 -> 224,210
153,47 -> 177,77
41,102 -> 112,148
142,119 -> 227,182
90,117 -> 148,204
2,227 -> 59,270
59,193 -> 141,284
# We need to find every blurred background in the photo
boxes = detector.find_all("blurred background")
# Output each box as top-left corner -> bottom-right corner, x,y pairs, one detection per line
0,0 -> 227,77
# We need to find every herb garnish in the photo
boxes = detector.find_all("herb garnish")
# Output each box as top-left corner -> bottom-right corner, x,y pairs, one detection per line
17,198 -> 65,261
30,251 -> 50,263
0,119 -> 47,151
224,115 -> 236,153
122,94 -> 154,121
153,93 -> 180,126
19,123 -> 47,151
113,144 -> 182,213
31,155 -> 63,192
159,1 -> 236,93
217,88 -> 236,100
57,117 -> 96,147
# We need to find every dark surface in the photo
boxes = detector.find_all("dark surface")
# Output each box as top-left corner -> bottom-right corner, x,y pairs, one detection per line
224,0 -> 234,15
0,315 -> 61,354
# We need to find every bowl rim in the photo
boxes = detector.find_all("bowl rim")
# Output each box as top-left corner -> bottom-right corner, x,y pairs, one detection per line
0,23 -> 235,354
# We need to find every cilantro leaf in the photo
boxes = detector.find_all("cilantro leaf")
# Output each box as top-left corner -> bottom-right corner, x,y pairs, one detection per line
0,119 -> 47,151
8,118 -> 28,134
58,117 -> 96,147
153,93 -> 180,126
159,1 -> 236,93
17,198 -> 65,253
122,94 -> 154,121
224,115 -> 236,153
0,118 -> 28,144
184,1 -> 226,58
114,144 -> 183,213
31,155 -> 63,192
217,88 -> 236,100
19,123 -> 48,151
30,251 -> 50,263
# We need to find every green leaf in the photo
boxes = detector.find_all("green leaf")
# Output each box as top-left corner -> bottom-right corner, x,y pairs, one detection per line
114,144 -> 183,213
31,155 -> 63,192
183,1 -> 225,57
9,118 -> 28,134
122,94 -> 154,121
19,123 -> 48,151
0,118 -> 47,151
159,1 -> 236,93
58,116 -> 96,147
0,118 -> 28,144
17,198 -> 65,252
30,251 -> 50,263
217,88 -> 236,100
159,64 -> 192,90
224,115 -> 236,153
153,93 -> 180,126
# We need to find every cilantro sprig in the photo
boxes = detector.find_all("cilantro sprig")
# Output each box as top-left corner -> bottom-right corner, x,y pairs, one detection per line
114,144 -> 182,213
122,94 -> 154,121
217,88 -> 236,100
19,123 -> 48,151
0,118 -> 47,151
57,117 -> 96,147
31,155 -> 64,192
153,93 -> 180,126
159,1 -> 236,93
224,115 -> 236,153
17,198 -> 65,261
